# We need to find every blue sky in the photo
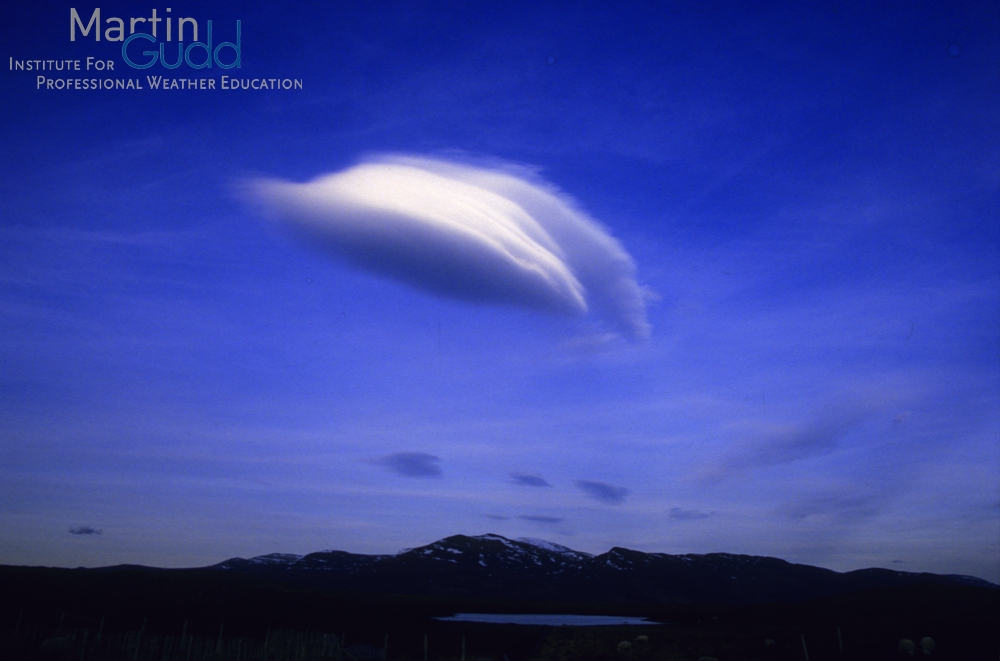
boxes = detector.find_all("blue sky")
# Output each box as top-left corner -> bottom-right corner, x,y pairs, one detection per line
1,1 -> 998,582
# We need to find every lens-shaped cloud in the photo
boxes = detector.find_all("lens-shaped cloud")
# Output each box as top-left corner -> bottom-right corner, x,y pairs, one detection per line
252,155 -> 650,339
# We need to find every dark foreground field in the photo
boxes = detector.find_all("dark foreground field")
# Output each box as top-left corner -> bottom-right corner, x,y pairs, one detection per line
1,566 -> 996,660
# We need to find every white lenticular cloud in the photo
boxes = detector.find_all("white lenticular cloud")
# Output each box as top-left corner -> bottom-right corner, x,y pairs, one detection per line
253,155 -> 650,339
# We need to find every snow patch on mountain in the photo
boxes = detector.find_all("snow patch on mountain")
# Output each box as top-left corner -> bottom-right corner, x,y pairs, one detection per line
475,534 -> 518,548
516,537 -> 588,555
252,553 -> 302,565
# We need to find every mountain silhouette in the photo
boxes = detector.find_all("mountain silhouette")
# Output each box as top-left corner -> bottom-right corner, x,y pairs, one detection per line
200,534 -> 995,605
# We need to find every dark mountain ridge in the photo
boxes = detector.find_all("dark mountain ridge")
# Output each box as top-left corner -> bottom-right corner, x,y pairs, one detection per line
199,533 -> 993,605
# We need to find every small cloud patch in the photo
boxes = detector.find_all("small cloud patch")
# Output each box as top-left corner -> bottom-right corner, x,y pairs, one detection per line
69,526 -> 102,535
575,480 -> 629,505
374,452 -> 442,478
511,473 -> 552,487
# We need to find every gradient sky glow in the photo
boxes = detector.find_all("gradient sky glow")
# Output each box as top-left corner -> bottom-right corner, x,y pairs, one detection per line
1,1 -> 998,582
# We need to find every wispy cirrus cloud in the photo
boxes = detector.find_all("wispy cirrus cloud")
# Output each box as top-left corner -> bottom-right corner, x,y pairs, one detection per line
373,452 -> 442,478
777,491 -> 884,524
575,480 -> 629,505
251,155 -> 650,339
703,406 -> 870,481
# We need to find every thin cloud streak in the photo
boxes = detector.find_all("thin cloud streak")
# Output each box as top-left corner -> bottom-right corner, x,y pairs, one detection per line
518,515 -> 563,523
252,155 -> 650,339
